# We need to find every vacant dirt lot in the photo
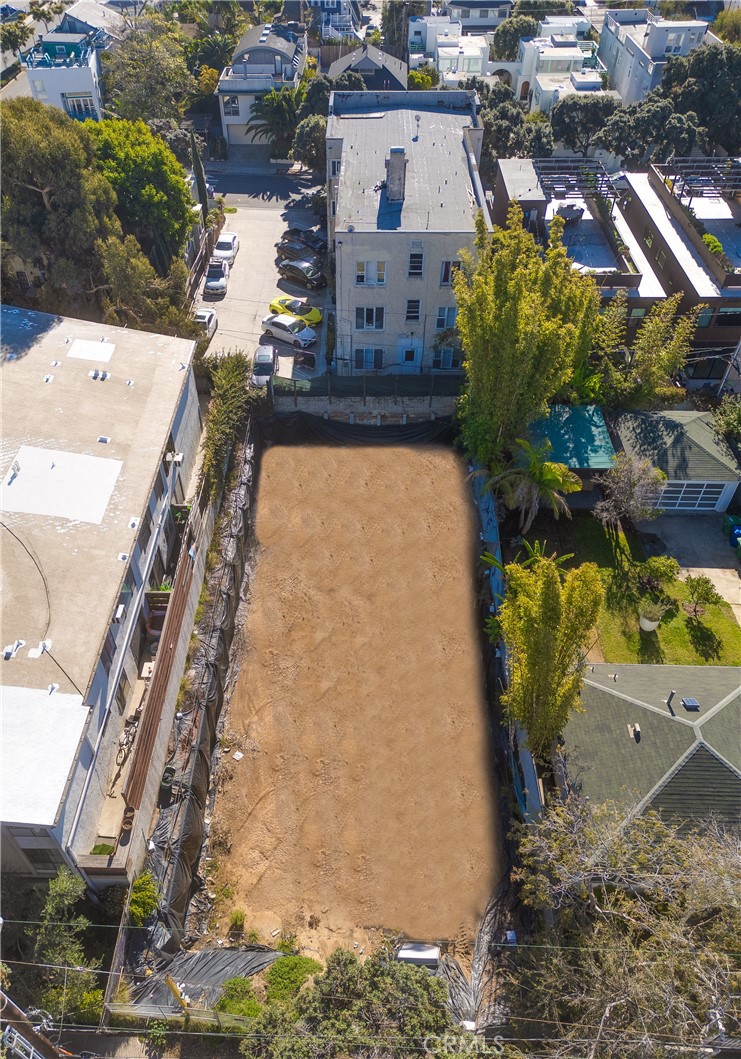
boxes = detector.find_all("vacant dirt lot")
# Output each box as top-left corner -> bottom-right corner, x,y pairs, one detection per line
214,445 -> 501,957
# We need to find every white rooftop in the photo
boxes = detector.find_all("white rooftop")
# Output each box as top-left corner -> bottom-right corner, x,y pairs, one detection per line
1,687 -> 88,826
690,195 -> 741,271
437,34 -> 487,58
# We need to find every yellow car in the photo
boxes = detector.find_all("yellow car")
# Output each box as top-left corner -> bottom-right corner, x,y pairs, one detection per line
268,296 -> 323,326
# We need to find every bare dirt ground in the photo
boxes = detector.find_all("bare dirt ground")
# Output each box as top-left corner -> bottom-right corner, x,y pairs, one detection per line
212,445 -> 502,960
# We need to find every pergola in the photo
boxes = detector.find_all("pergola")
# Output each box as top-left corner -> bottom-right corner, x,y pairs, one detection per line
654,157 -> 741,205
532,156 -> 617,207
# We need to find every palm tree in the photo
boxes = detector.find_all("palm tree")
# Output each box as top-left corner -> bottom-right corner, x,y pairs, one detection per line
485,439 -> 582,535
244,88 -> 299,158
192,32 -> 236,73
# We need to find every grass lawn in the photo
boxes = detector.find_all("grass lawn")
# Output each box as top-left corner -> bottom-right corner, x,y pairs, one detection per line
524,512 -> 741,666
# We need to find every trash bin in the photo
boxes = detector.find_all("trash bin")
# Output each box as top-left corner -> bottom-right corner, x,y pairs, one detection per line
722,514 -> 741,536
730,525 -> 741,547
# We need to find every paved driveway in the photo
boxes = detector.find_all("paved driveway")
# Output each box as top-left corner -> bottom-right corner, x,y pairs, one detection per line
637,514 -> 741,626
195,170 -> 329,378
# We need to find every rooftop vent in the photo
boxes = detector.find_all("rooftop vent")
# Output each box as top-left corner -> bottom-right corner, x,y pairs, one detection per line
385,146 -> 407,203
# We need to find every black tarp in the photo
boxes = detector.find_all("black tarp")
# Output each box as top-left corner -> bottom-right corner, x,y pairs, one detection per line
256,411 -> 456,446
129,947 -> 283,1010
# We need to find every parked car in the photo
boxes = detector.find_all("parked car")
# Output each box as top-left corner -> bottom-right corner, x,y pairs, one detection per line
282,226 -> 328,255
275,239 -> 322,268
212,231 -> 239,264
268,296 -> 323,326
203,258 -> 229,297
252,344 -> 277,387
278,259 -> 327,290
261,313 -> 317,348
194,308 -> 218,339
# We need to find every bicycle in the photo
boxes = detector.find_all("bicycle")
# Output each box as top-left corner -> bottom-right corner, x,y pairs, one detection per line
116,719 -> 138,766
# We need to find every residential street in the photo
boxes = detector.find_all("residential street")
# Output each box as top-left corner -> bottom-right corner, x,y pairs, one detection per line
196,168 -> 330,377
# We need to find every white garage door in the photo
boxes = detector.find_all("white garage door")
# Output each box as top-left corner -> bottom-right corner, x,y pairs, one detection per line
657,481 -> 727,511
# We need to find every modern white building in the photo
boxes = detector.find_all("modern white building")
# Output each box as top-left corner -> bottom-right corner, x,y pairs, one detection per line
0,306 -> 203,887
444,0 -> 511,35
217,22 -> 307,151
515,34 -> 606,107
537,14 -> 591,39
408,15 -> 462,67
598,9 -> 712,104
326,90 -> 490,375
437,33 -> 490,83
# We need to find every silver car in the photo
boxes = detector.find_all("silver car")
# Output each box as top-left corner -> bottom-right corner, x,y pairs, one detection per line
213,231 -> 240,264
252,345 -> 276,388
203,259 -> 229,297
195,308 -> 218,339
261,313 -> 317,349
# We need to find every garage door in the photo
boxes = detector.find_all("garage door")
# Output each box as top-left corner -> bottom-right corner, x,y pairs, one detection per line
657,481 -> 727,511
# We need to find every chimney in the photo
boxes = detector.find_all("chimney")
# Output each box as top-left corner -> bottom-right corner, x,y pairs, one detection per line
386,146 -> 407,203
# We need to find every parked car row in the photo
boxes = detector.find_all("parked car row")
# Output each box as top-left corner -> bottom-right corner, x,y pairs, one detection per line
202,231 -> 240,298
276,225 -> 328,291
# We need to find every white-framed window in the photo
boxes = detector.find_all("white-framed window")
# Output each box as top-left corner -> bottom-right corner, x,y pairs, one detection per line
657,481 -> 726,511
436,306 -> 457,330
405,299 -> 421,321
433,348 -> 462,370
355,347 -> 384,370
440,259 -> 461,286
408,252 -> 424,276
403,348 -> 416,363
355,307 -> 385,330
55,44 -> 66,54
330,158 -> 341,177
223,95 -> 239,116
355,260 -> 386,286
64,94 -> 96,118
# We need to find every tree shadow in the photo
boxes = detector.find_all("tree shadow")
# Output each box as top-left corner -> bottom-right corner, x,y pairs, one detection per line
685,617 -> 723,661
638,629 -> 665,663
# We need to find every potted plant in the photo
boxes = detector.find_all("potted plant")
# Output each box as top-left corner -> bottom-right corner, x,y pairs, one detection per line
639,597 -> 668,632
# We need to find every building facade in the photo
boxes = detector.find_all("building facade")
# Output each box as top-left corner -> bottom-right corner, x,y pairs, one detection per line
598,8 -> 711,104
217,23 -> 307,151
443,0 -> 511,35
23,27 -> 107,119
327,90 -> 489,375
307,0 -> 361,41
0,307 -> 204,888
516,34 -> 606,108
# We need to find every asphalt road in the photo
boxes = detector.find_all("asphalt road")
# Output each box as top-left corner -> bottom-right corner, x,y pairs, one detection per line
195,172 -> 330,376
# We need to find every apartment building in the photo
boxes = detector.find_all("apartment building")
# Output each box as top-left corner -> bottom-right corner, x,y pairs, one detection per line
619,158 -> 741,360
444,0 -> 511,34
217,23 -> 307,150
0,307 -> 204,889
408,14 -> 489,83
326,90 -> 489,375
492,157 -> 666,322
598,8 -> 711,104
516,34 -> 606,109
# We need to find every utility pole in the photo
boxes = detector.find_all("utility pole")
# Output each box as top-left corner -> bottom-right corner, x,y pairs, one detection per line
0,991 -> 64,1059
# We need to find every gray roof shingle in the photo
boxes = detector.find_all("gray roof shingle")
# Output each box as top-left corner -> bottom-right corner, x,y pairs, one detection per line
612,410 -> 741,482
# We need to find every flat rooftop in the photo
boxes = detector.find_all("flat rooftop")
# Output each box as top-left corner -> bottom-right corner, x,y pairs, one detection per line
328,92 -> 485,233
689,195 -> 741,271
627,172 -> 726,298
1,306 -> 195,702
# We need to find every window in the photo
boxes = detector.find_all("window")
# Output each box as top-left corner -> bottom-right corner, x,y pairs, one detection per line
403,348 -> 416,363
408,252 -> 424,276
406,299 -> 421,321
64,94 -> 96,118
137,517 -> 152,556
354,348 -> 384,370
717,307 -> 741,327
440,260 -> 461,286
223,95 -> 239,116
656,249 -> 666,270
55,44 -> 66,54
355,307 -> 385,330
10,827 -> 49,838
355,260 -> 386,286
16,270 -> 29,291
101,628 -> 117,675
330,158 -> 341,177
24,847 -> 63,870
436,306 -> 457,330
697,307 -> 713,328
643,227 -> 654,249
115,670 -> 131,714
433,348 -> 462,370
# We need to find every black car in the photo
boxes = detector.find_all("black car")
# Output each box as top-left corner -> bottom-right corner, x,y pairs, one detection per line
275,239 -> 322,268
277,259 -> 327,290
283,226 -> 328,255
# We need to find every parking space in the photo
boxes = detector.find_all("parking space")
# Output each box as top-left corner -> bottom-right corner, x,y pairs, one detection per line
194,173 -> 330,379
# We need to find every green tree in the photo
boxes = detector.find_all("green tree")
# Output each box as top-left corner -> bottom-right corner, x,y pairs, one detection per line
491,14 -> 538,61
245,87 -> 299,158
187,31 -> 238,74
714,7 -> 741,43
28,0 -> 68,33
513,0 -> 574,14
101,13 -> 197,122
454,207 -> 601,466
484,439 -> 582,534
551,93 -> 619,156
197,64 -> 220,96
297,73 -> 333,120
380,1 -> 426,53
1,98 -> 121,311
684,574 -> 723,619
191,127 -> 209,219
713,393 -> 741,441
659,43 -> 741,154
292,115 -> 327,175
594,453 -> 666,527
0,19 -> 34,60
495,554 -> 603,757
86,119 -> 193,271
506,796 -> 741,1054
264,956 -> 322,1003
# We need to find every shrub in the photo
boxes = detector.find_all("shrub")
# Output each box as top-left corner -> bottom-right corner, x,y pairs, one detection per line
229,909 -> 245,936
265,955 -> 322,1003
215,977 -> 262,1018
276,932 -> 297,954
714,393 -> 741,441
637,555 -> 680,594
702,232 -> 732,268
146,1019 -> 168,1050
639,597 -> 669,623
77,988 -> 105,1025
129,872 -> 159,927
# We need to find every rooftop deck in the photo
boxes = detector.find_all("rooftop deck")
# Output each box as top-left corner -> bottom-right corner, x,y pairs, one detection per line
689,195 -> 741,272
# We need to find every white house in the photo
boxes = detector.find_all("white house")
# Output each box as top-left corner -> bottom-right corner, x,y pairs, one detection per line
408,14 -> 462,68
537,15 -> 591,39
598,9 -> 712,104
437,34 -> 490,83
217,22 -> 307,151
444,0 -> 511,35
0,306 -> 204,888
326,90 -> 490,375
516,34 -> 606,108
